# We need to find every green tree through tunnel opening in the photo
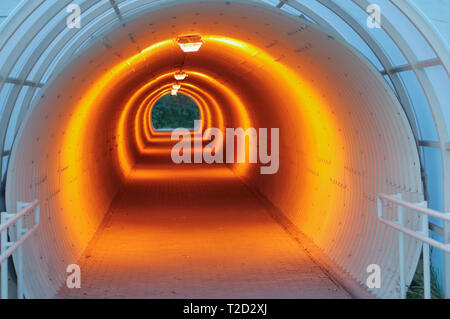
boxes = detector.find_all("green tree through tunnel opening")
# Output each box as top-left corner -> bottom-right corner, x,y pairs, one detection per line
151,93 -> 200,130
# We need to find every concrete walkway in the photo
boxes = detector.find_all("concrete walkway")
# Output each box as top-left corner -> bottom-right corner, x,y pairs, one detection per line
57,164 -> 351,299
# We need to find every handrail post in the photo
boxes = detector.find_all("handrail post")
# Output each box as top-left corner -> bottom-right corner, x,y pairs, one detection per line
1,213 -> 8,299
445,217 -> 450,299
16,217 -> 23,299
418,201 -> 431,299
378,193 -> 450,299
0,201 -> 39,299
16,202 -> 26,299
396,194 -> 407,299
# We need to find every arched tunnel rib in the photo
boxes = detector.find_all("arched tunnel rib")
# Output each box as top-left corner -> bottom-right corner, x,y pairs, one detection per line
5,1 -> 426,298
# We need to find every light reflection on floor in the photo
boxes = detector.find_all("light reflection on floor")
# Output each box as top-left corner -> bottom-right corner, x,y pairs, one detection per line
57,160 -> 350,299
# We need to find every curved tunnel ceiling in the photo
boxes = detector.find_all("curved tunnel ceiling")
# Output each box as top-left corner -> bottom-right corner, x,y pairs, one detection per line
2,0 -> 445,299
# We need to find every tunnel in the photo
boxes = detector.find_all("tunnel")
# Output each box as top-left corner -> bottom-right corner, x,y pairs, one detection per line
1,0 -> 449,299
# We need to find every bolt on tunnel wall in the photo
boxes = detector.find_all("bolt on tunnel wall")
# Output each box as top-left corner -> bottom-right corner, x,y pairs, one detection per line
4,1 -> 425,298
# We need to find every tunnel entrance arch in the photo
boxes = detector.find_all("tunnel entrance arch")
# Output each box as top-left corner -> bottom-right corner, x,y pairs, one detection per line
0,0 -> 448,299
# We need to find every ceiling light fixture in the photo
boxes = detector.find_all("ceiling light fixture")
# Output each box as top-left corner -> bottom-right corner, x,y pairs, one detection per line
174,72 -> 188,81
173,84 -> 181,90
171,89 -> 178,96
177,35 -> 203,53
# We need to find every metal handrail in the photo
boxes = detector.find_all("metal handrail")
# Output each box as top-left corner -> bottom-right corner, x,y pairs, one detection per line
379,193 -> 450,222
377,193 -> 450,299
0,200 -> 40,299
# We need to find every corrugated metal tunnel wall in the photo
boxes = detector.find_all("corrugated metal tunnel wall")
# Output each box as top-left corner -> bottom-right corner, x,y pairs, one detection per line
0,0 -> 448,299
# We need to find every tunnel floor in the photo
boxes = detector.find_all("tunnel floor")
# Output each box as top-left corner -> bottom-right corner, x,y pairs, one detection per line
56,162 -> 351,299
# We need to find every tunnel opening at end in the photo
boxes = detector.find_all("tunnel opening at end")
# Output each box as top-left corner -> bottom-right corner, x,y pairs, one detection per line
151,93 -> 200,131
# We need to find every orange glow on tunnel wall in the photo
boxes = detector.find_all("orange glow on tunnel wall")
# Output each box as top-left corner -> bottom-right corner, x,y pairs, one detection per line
131,83 -> 228,176
187,70 -> 250,130
127,72 -> 217,142
58,35 -> 344,257
129,74 -> 227,163
119,76 -> 233,179
201,36 -> 346,241
180,83 -> 225,136
120,68 -> 248,178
